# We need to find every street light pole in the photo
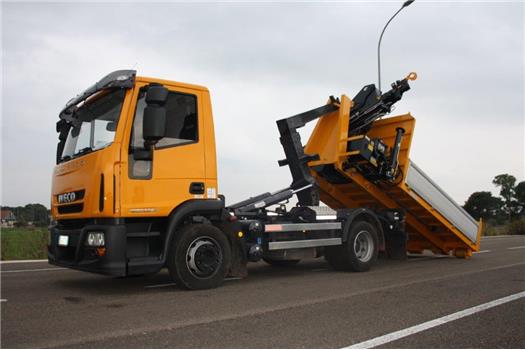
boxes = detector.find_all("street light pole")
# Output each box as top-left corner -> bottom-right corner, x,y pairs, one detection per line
377,0 -> 415,94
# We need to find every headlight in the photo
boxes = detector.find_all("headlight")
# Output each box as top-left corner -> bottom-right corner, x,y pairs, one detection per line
86,232 -> 105,247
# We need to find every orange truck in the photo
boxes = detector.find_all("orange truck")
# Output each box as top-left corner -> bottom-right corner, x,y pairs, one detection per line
49,70 -> 481,289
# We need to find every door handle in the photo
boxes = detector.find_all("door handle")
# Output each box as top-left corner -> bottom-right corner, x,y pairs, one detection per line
189,182 -> 205,195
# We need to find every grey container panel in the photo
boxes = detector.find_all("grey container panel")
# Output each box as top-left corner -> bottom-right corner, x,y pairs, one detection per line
405,161 -> 479,243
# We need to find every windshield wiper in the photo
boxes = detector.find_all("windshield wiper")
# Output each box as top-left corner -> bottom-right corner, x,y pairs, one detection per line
59,147 -> 92,163
74,147 -> 93,157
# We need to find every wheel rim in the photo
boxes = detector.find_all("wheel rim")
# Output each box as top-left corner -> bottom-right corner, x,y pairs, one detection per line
186,236 -> 222,278
353,230 -> 374,263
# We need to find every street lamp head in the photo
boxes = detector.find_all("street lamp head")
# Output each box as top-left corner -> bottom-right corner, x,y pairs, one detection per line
377,0 -> 416,93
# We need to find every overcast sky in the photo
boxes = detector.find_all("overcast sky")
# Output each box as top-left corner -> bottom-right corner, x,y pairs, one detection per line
1,1 -> 523,208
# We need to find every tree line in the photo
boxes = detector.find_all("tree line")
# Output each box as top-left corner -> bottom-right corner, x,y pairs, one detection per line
463,174 -> 525,224
2,204 -> 50,227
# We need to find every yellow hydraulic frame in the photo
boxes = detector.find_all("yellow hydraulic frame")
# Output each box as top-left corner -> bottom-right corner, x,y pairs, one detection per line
303,95 -> 482,258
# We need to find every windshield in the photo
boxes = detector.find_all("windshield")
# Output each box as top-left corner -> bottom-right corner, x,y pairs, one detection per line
61,89 -> 126,161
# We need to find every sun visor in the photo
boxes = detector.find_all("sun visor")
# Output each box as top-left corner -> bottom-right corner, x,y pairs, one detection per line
59,70 -> 136,120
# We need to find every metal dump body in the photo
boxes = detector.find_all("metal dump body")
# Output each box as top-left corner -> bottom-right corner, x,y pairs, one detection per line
303,98 -> 481,256
406,162 -> 478,243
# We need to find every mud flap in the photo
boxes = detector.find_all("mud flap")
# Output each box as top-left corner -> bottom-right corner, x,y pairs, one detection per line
385,230 -> 407,260
216,222 -> 248,278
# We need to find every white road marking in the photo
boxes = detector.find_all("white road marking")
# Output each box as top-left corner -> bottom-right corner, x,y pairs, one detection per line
225,277 -> 242,281
1,267 -> 65,274
0,299 -> 7,302
507,246 -> 525,250
473,250 -> 491,254
0,259 -> 48,264
345,290 -> 525,349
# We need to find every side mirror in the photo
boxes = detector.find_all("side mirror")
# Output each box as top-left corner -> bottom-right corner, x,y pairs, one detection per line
133,148 -> 153,161
143,85 -> 169,144
106,121 -> 117,132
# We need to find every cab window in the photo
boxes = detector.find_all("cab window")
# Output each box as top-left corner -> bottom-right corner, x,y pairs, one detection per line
129,87 -> 198,178
130,89 -> 198,150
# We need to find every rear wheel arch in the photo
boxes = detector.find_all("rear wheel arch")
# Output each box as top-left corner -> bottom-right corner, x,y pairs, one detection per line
341,210 -> 385,251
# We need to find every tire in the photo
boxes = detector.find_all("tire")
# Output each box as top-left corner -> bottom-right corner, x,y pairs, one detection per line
263,258 -> 300,267
325,221 -> 378,272
167,224 -> 231,290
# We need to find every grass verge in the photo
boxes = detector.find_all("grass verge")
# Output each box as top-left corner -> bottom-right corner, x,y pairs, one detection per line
482,218 -> 525,236
1,227 -> 49,260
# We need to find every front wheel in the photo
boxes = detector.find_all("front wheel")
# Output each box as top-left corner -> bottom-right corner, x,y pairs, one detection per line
167,224 -> 231,290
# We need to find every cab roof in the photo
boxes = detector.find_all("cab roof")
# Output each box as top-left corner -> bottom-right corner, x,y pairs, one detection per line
136,75 -> 209,92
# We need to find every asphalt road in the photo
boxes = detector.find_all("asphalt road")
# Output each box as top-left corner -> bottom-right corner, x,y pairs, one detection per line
1,235 -> 524,348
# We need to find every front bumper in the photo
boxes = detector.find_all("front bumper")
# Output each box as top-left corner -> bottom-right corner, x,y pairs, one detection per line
48,222 -> 128,276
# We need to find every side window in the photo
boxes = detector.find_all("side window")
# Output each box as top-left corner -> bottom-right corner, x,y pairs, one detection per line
156,92 -> 198,148
128,88 -> 198,179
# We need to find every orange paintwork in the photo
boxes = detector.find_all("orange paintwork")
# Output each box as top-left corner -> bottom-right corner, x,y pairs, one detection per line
51,76 -> 218,220
304,95 -> 351,168
305,96 -> 481,257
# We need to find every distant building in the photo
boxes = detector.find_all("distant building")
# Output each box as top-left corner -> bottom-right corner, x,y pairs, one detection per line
1,209 -> 17,227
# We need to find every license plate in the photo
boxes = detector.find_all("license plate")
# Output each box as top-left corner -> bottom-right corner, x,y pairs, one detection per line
58,235 -> 69,247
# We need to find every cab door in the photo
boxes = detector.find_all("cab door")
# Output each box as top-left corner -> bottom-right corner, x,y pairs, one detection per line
120,82 -> 206,217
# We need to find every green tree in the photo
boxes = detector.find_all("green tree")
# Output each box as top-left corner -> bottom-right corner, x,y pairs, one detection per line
3,204 -> 50,227
463,191 -> 503,221
514,181 -> 525,216
25,204 -> 50,226
492,174 -> 518,220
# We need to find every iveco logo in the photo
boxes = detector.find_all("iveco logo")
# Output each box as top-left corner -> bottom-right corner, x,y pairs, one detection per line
58,192 -> 76,204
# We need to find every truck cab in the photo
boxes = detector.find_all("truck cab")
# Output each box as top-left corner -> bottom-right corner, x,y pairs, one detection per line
49,70 -> 223,277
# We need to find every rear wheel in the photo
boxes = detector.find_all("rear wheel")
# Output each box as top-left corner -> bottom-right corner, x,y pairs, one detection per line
325,220 -> 378,272
167,224 -> 231,290
263,258 -> 300,267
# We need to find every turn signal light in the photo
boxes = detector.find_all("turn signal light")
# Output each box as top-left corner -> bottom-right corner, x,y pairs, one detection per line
96,247 -> 107,257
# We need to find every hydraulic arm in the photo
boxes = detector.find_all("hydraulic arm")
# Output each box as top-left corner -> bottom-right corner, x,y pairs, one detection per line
275,73 -> 416,207
240,72 -> 480,257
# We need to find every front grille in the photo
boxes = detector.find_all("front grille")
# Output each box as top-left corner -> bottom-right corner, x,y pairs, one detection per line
58,203 -> 84,214
56,189 -> 85,204
57,219 -> 90,230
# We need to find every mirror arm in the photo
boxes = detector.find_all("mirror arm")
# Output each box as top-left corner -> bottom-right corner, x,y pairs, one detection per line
133,147 -> 153,161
